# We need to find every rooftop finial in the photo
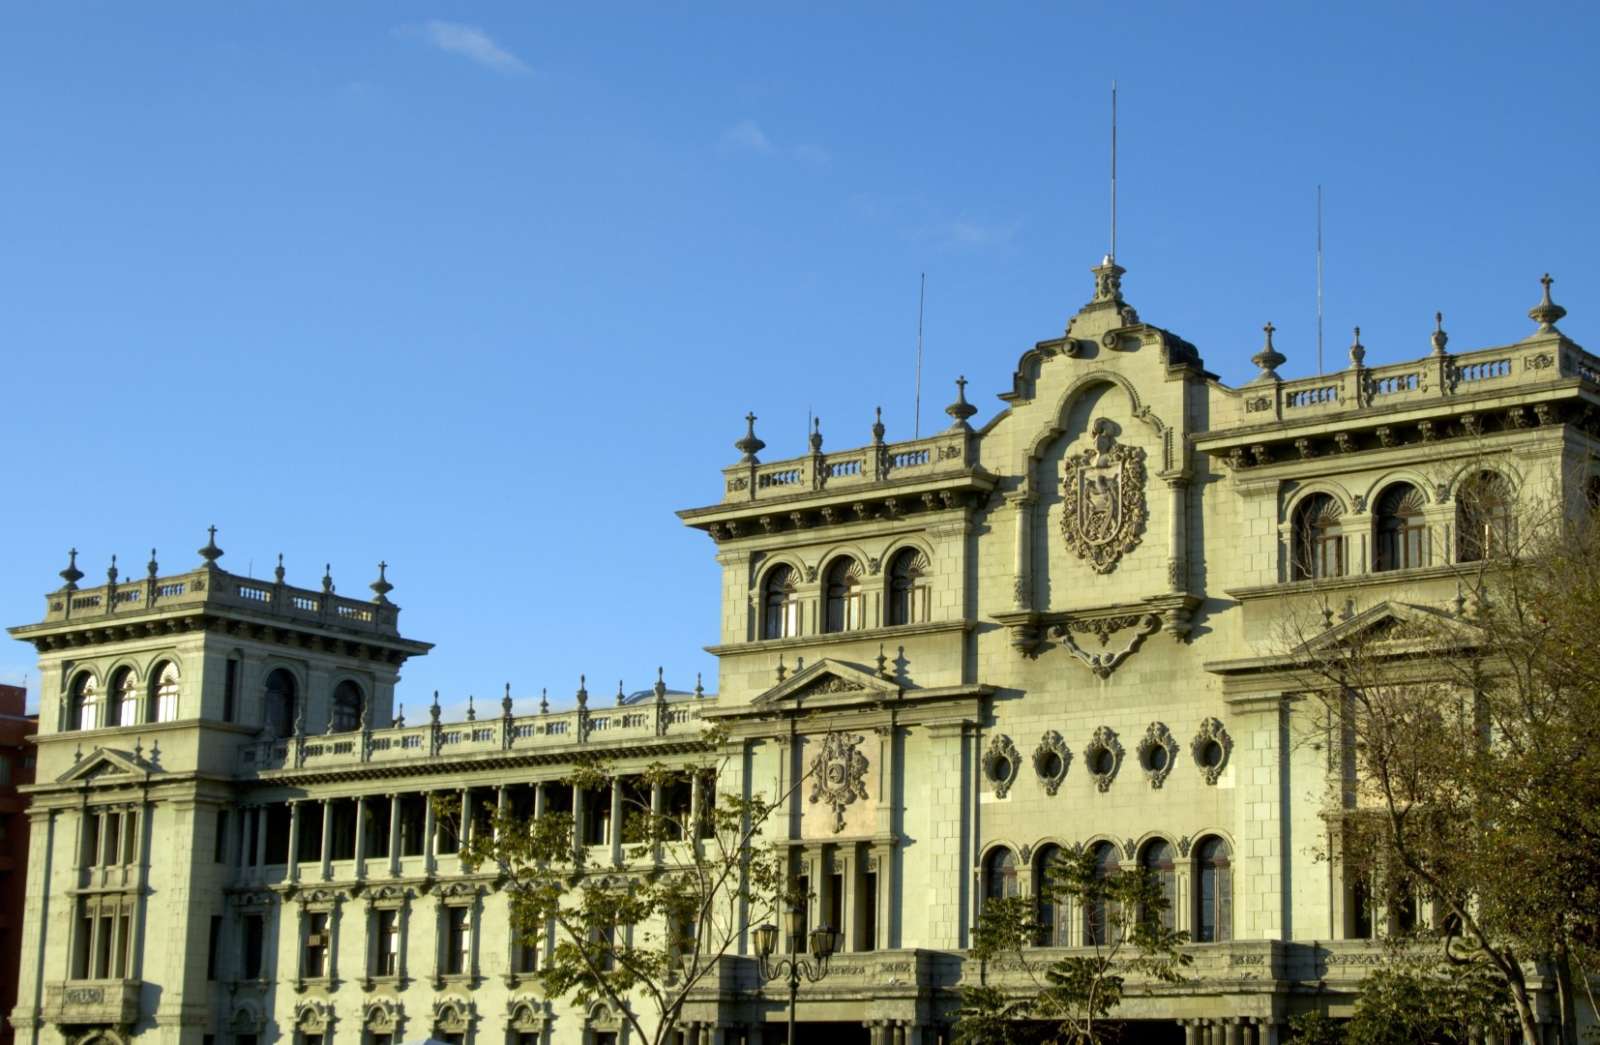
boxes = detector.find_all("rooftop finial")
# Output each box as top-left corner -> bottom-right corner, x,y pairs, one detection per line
945,375 -> 978,430
147,548 -> 159,580
322,564 -> 334,594
370,561 -> 393,604
198,525 -> 223,566
1529,273 -> 1567,334
809,416 -> 823,454
694,672 -> 704,699
1251,322 -> 1286,380
1348,326 -> 1365,367
395,703 -> 405,728
430,691 -> 441,723
274,553 -> 286,584
876,642 -> 890,679
654,666 -> 667,703
59,548 -> 83,591
576,675 -> 588,709
106,554 -> 118,586
1431,311 -> 1449,355
617,679 -> 626,706
775,654 -> 787,684
735,412 -> 766,464
540,687 -> 549,715
503,682 -> 513,717
871,406 -> 885,443
466,695 -> 476,721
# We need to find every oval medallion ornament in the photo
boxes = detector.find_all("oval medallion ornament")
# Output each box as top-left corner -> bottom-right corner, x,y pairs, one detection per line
1060,417 -> 1148,574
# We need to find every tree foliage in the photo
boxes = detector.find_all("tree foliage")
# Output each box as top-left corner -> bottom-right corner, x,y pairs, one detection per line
1285,493 -> 1600,1045
456,734 -> 803,1045
953,847 -> 1190,1045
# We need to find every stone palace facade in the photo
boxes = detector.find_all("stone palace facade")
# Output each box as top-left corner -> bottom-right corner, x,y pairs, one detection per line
10,259 -> 1594,1045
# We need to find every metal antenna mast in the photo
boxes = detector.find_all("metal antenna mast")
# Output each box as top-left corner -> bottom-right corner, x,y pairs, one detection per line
914,272 -> 926,439
1316,185 -> 1324,376
1110,80 -> 1118,261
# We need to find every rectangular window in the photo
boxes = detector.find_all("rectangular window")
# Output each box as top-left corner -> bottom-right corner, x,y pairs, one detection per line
207,915 -> 221,980
398,796 -> 427,857
793,874 -> 810,952
860,872 -> 877,952
214,810 -> 229,864
303,912 -> 329,978
828,873 -> 844,948
515,933 -> 539,974
223,658 -> 238,722
263,805 -> 290,865
697,772 -> 716,840
81,812 -> 100,867
242,913 -> 265,979
298,804 -> 324,863
364,796 -> 391,859
374,909 -> 399,977
445,907 -> 469,975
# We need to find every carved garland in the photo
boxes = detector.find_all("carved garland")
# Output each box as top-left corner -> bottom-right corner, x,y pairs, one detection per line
1032,731 -> 1071,796
1191,717 -> 1233,785
1137,722 -> 1178,789
1083,727 -> 1123,793
1059,417 -> 1149,574
807,731 -> 869,833
983,734 -> 1021,798
1050,614 -> 1160,678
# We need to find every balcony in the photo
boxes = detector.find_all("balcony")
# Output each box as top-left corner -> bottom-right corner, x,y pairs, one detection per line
44,979 -> 141,1025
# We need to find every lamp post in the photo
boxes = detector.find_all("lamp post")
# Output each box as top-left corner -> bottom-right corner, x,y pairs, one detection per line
754,909 -> 841,1045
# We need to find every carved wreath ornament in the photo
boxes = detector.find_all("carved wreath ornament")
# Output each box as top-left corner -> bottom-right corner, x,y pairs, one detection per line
809,731 -> 869,833
1060,417 -> 1148,574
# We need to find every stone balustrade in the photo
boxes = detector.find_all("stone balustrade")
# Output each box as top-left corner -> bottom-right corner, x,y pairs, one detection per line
721,431 -> 973,505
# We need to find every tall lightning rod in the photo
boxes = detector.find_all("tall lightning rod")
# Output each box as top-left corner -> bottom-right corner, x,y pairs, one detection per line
914,273 -> 926,439
1110,81 -> 1118,261
1317,185 -> 1324,376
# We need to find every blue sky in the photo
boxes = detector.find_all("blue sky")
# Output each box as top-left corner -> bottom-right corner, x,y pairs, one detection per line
3,4 -> 1596,717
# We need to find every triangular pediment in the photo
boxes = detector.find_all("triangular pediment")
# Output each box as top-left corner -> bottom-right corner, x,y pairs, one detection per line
1296,600 -> 1479,656
752,658 -> 901,706
56,747 -> 154,785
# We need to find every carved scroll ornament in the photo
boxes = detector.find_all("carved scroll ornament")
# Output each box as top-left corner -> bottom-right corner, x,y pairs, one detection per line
808,731 -> 869,833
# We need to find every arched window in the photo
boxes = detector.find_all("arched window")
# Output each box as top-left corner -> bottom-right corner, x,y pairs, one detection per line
983,847 -> 1019,902
68,673 -> 100,732
1083,841 -> 1120,946
1291,493 -> 1344,580
1374,483 -> 1427,572
823,557 -> 865,633
112,668 -> 139,728
1349,875 -> 1374,939
1194,836 -> 1232,943
1138,839 -> 1176,932
887,548 -> 929,627
760,566 -> 799,641
1034,844 -> 1068,946
330,681 -> 363,733
264,669 -> 299,738
1457,471 -> 1514,563
148,662 -> 179,724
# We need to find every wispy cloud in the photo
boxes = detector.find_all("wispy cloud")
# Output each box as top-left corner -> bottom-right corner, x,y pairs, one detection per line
942,217 -> 1020,247
718,119 -> 773,155
404,20 -> 528,75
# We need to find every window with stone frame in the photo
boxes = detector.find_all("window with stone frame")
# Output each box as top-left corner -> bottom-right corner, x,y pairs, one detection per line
302,910 -> 332,979
1193,836 -> 1233,943
70,894 -> 134,980
1456,470 -> 1515,563
370,906 -> 402,979
886,547 -> 931,626
1034,844 -> 1069,947
68,672 -> 100,732
81,806 -> 138,868
264,668 -> 299,739
434,891 -> 478,984
1083,841 -> 1121,947
1291,493 -> 1345,581
240,910 -> 268,980
760,564 -> 800,640
148,660 -> 179,723
111,667 -> 139,727
1374,482 -> 1428,571
982,847 -> 1019,902
331,680 -> 363,733
823,556 -> 866,632
1138,839 -> 1177,932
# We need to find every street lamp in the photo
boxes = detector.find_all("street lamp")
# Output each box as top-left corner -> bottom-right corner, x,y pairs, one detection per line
754,909 -> 841,1045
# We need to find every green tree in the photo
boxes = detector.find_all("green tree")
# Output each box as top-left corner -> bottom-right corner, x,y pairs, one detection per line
457,736 -> 806,1045
952,847 -> 1191,1045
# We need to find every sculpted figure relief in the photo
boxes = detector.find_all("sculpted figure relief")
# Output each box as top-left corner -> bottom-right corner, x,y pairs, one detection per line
1060,417 -> 1148,574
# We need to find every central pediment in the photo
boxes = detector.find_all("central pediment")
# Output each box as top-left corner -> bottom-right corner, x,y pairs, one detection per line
752,658 -> 901,706
55,746 -> 157,785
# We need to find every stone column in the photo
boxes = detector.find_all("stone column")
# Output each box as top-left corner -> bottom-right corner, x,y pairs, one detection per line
1168,478 -> 1189,591
893,1023 -> 908,1045
867,1021 -> 886,1045
388,793 -> 402,876
495,786 -> 507,844
1011,494 -> 1035,610
424,791 -> 437,874
319,799 -> 333,880
1181,1020 -> 1199,1045
689,770 -> 704,845
572,785 -> 587,853
254,805 -> 268,873
610,777 -> 624,865
237,805 -> 252,871
353,796 -> 367,878
287,801 -> 302,884
1225,1018 -> 1243,1045
461,788 -> 474,852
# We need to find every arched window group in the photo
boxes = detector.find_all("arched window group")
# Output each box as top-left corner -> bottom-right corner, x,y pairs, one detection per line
67,661 -> 181,731
1373,483 -> 1426,572
759,547 -> 932,640
1291,494 -> 1344,580
980,834 -> 1232,947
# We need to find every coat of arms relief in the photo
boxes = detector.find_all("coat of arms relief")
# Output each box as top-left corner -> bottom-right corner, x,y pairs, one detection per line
1060,417 -> 1148,573
808,731 -> 869,833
